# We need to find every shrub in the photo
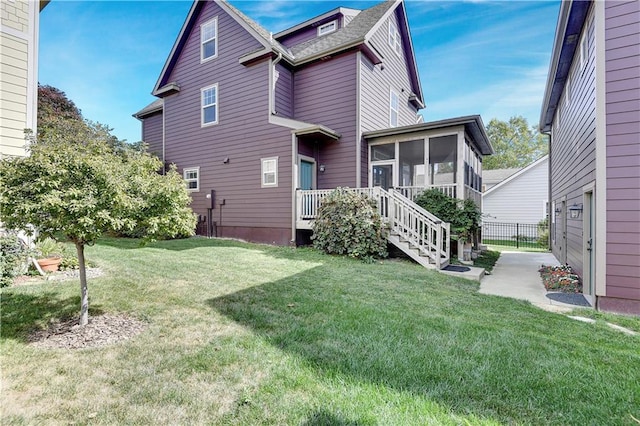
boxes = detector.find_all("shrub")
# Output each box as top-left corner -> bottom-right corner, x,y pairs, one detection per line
0,233 -> 30,287
311,188 -> 388,261
414,189 -> 480,243
537,217 -> 549,248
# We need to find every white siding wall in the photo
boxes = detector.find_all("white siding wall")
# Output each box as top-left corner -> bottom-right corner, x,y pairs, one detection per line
0,0 -> 38,158
483,157 -> 549,224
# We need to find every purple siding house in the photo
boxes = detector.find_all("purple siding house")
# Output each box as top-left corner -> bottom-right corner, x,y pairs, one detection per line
540,0 -> 640,314
135,0 -> 492,270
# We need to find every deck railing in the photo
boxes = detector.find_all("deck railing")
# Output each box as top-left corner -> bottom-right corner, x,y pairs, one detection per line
296,187 -> 450,269
394,184 -> 457,200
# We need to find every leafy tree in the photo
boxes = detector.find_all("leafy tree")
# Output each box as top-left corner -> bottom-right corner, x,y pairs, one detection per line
37,84 -> 83,139
484,116 -> 548,170
0,119 -> 196,326
38,84 -> 145,154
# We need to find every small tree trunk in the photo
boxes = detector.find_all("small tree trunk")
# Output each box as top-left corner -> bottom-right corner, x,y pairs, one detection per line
75,241 -> 89,326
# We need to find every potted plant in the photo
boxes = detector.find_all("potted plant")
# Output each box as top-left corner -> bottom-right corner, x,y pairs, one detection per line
35,237 -> 64,272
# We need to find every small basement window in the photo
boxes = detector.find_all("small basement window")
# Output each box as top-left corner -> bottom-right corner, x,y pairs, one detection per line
184,167 -> 200,192
318,20 -> 337,36
261,157 -> 278,187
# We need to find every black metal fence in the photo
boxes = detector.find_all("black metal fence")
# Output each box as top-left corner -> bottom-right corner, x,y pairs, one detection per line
482,221 -> 549,249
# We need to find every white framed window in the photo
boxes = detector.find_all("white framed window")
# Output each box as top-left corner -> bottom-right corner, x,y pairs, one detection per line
580,35 -> 588,70
261,157 -> 278,187
201,17 -> 218,62
388,21 -> 401,56
184,167 -> 200,192
318,20 -> 337,36
390,89 -> 399,127
201,84 -> 218,126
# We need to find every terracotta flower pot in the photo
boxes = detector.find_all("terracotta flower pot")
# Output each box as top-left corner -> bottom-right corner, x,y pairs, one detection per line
37,256 -> 62,272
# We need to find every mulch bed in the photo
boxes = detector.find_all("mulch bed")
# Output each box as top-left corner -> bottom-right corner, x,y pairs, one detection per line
538,264 -> 582,293
29,314 -> 146,350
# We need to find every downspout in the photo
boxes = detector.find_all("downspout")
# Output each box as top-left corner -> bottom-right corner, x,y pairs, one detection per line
162,99 -> 166,175
271,52 -> 283,115
542,129 -> 552,251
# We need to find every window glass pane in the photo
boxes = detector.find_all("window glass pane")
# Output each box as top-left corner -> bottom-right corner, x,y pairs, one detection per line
202,21 -> 216,41
203,87 -> 216,106
263,159 -> 275,172
203,40 -> 216,58
204,105 -> 216,123
429,135 -> 457,185
264,173 -> 275,184
390,110 -> 398,127
187,181 -> 198,189
371,144 -> 395,161
399,140 -> 425,186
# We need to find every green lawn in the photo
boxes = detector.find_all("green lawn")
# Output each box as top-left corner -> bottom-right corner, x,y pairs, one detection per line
2,238 -> 639,425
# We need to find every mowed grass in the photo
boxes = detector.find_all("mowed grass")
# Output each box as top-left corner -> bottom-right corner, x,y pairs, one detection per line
1,238 -> 639,425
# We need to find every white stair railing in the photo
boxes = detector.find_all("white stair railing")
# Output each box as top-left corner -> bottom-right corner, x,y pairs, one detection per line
296,187 -> 450,269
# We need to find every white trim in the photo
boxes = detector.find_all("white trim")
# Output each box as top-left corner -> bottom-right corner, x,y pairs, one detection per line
200,16 -> 218,63
582,182 -> 596,304
484,155 -> 549,196
0,24 -> 28,40
317,20 -> 337,37
261,157 -> 278,188
389,89 -> 399,127
201,83 -> 219,127
183,166 -> 200,192
291,134 -> 297,243
26,0 -> 39,138
356,51 -> 362,187
594,0 -> 607,297
162,99 -> 166,174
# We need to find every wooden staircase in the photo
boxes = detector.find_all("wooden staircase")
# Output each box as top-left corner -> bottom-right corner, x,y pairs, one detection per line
296,187 -> 450,270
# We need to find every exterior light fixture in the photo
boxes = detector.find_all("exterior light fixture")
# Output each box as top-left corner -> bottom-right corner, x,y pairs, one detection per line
319,164 -> 326,173
568,203 -> 583,219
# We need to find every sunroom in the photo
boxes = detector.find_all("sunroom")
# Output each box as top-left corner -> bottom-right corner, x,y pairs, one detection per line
363,115 -> 492,206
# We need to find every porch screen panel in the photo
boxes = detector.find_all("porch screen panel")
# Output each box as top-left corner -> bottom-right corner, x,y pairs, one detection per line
371,144 -> 395,161
399,140 -> 425,186
429,135 -> 457,185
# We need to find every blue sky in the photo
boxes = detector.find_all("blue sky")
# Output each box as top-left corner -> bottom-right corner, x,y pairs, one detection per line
39,0 -> 560,143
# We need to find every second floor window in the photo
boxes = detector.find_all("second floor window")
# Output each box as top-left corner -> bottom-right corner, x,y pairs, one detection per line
201,17 -> 218,62
202,84 -> 218,126
388,21 -> 401,56
390,90 -> 399,127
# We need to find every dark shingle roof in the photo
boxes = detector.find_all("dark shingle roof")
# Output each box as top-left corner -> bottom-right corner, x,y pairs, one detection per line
133,99 -> 163,119
220,0 -> 292,58
290,1 -> 395,62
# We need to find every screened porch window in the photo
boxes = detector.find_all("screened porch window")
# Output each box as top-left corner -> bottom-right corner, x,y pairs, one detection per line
429,135 -> 457,185
400,140 -> 425,186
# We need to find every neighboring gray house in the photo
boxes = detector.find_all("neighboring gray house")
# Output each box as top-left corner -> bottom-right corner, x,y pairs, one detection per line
540,0 -> 639,314
482,156 -> 549,224
135,0 -> 493,270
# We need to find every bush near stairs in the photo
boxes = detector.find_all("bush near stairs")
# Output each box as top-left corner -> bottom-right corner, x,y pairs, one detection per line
311,188 -> 388,261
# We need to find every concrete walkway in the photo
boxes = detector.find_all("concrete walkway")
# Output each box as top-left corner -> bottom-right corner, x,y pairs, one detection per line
480,251 -> 578,313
